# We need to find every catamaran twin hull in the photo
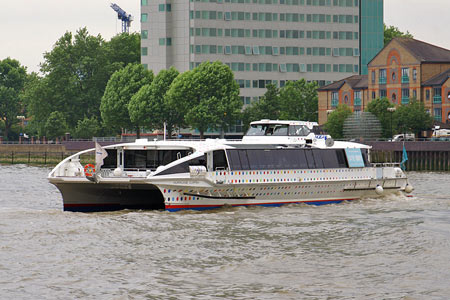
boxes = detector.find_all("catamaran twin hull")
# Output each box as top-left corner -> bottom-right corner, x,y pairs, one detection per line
50,166 -> 409,212
48,120 -> 412,212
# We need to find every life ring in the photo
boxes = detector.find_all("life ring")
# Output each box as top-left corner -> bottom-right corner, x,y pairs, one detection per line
84,164 -> 95,177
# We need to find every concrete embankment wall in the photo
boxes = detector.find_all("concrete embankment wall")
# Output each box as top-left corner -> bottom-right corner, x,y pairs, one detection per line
366,141 -> 450,171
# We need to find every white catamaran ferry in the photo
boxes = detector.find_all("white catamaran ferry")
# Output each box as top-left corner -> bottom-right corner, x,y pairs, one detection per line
48,120 -> 413,212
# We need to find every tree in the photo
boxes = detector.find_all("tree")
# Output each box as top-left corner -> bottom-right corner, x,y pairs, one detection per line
278,79 -> 318,122
366,97 -> 395,138
242,83 -> 280,131
39,28 -> 112,128
0,58 -> 27,140
167,61 -> 242,139
24,29 -> 140,137
100,63 -> 154,137
73,116 -> 101,139
104,32 -> 141,70
128,67 -> 180,138
44,111 -> 67,139
384,24 -> 413,45
394,99 -> 432,136
324,104 -> 352,139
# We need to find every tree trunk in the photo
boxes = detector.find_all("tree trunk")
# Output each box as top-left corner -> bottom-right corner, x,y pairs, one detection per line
136,126 -> 141,139
200,130 -> 204,140
167,128 -> 172,140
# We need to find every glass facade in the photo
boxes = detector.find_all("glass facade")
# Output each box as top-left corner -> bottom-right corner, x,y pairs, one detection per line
360,0 -> 383,75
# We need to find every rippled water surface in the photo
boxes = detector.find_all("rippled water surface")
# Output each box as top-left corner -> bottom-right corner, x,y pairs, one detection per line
1,165 -> 450,299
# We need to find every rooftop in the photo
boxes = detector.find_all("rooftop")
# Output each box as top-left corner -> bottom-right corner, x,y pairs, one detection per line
317,75 -> 368,91
395,38 -> 450,63
423,68 -> 450,86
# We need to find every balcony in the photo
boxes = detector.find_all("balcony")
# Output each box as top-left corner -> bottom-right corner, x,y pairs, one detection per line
354,98 -> 361,106
433,95 -> 442,104
401,76 -> 410,83
401,97 -> 409,104
378,77 -> 387,85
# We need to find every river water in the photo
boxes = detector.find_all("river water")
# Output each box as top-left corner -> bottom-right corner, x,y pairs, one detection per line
1,165 -> 450,300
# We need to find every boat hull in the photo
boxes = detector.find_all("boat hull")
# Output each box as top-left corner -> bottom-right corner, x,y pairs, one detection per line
51,181 -> 165,212
159,178 -> 407,212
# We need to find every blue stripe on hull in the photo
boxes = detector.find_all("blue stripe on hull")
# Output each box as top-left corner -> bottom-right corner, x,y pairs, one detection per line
166,199 -> 348,212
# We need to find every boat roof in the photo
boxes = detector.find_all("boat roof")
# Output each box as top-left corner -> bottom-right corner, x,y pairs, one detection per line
250,119 -> 318,127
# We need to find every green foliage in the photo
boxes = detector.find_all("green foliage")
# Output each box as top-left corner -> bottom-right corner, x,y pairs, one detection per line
0,58 -> 27,140
366,97 -> 395,138
105,32 -> 140,70
101,63 -> 154,134
24,29 -> 140,137
44,111 -> 67,139
242,84 -> 280,131
128,67 -> 180,137
278,79 -> 318,121
394,99 -> 432,135
73,116 -> 101,139
324,104 -> 352,139
384,24 -> 413,45
167,61 -> 241,138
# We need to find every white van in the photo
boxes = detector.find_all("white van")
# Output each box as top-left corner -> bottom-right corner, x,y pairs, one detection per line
392,133 -> 415,141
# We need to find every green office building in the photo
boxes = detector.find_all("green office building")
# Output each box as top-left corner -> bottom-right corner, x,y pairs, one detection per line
360,0 -> 384,75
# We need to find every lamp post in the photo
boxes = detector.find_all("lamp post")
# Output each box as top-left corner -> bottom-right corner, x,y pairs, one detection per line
387,107 -> 396,139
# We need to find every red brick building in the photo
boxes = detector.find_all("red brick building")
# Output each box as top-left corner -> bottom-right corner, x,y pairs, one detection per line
318,38 -> 450,125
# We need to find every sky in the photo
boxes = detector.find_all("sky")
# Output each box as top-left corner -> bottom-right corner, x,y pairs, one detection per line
1,0 -> 449,73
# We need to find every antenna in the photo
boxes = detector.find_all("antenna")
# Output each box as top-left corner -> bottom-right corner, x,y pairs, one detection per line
110,3 -> 133,33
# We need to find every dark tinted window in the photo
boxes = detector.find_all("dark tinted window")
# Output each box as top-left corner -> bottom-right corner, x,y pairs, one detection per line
124,149 -> 190,170
213,150 -> 228,170
158,155 -> 206,175
238,150 -> 250,170
305,150 -> 315,168
226,149 -> 351,170
321,149 -> 340,168
312,149 -> 324,168
361,149 -> 371,167
102,149 -> 117,168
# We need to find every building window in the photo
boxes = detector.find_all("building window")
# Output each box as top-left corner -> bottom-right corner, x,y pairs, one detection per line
434,88 -> 442,104
412,89 -> 417,99
166,4 -> 172,12
141,0 -> 148,5
392,93 -> 397,102
331,91 -> 339,107
166,38 -> 172,46
224,45 -> 231,54
141,13 -> 148,22
141,30 -> 148,39
434,108 -> 442,121
380,90 -> 387,98
371,70 -> 375,84
141,47 -> 148,56
354,91 -> 361,106
379,69 -> 386,84
392,71 -> 396,82
413,68 -> 417,81
372,91 -> 376,99
159,4 -> 165,11
279,64 -> 287,73
159,38 -> 165,46
401,68 -> 409,83
402,88 -> 410,104
426,89 -> 430,100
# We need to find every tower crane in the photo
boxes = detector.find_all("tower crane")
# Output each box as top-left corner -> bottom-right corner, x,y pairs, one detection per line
110,3 -> 133,33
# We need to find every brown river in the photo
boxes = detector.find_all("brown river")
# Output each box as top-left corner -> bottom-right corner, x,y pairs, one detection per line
1,165 -> 450,299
